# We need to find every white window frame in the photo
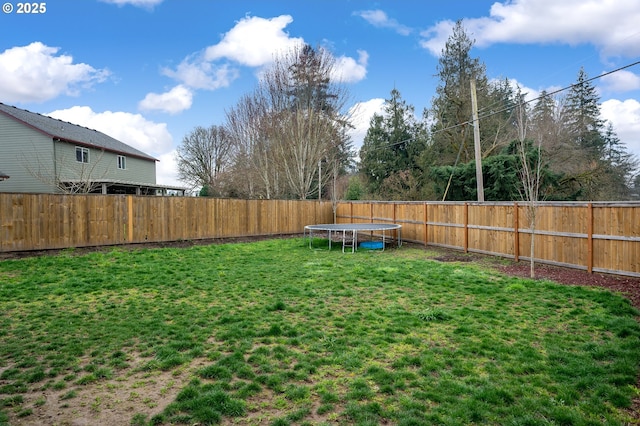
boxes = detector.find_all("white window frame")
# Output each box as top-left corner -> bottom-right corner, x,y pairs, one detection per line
117,155 -> 126,170
76,147 -> 89,163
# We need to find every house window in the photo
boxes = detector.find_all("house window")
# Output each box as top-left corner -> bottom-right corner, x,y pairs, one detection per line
76,147 -> 89,163
117,155 -> 126,170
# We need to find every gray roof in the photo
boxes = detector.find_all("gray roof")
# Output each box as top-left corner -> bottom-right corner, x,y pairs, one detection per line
0,103 -> 157,162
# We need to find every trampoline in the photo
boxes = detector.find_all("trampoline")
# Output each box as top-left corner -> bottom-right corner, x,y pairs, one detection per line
304,223 -> 402,253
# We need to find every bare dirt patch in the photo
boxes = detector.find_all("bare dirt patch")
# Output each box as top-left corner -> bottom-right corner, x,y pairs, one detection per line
5,355 -> 210,426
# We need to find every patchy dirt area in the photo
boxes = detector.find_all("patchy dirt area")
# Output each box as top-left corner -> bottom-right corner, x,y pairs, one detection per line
2,237 -> 640,425
4,355 -> 210,426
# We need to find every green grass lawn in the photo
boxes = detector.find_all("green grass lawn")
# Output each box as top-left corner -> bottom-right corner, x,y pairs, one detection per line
1,238 -> 639,425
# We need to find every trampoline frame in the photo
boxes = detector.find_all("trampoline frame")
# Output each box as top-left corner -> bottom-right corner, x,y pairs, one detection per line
304,223 -> 402,253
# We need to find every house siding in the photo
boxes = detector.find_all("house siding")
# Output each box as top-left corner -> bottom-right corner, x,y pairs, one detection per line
0,113 -> 56,193
2,111 -> 158,194
54,142 -> 156,185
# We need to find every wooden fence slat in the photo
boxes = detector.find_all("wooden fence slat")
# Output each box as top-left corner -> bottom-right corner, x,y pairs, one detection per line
335,201 -> 639,278
0,193 -> 335,252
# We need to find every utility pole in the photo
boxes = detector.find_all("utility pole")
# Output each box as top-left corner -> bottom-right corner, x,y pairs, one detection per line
470,78 -> 485,202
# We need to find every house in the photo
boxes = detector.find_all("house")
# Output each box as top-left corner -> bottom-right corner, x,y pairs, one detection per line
0,102 -> 184,195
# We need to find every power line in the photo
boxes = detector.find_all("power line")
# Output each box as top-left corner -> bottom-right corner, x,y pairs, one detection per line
474,60 -> 640,124
434,60 -> 640,202
360,59 -> 640,153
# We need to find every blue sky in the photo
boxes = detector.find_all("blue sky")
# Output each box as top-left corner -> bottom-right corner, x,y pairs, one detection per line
1,0 -> 639,188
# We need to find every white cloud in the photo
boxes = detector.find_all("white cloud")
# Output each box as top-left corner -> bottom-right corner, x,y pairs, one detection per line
355,10 -> 412,36
163,14 -> 366,93
0,42 -> 109,104
348,98 -> 385,152
600,99 -> 640,159
155,150 -> 183,187
600,70 -> 640,93
419,20 -> 456,57
162,56 -> 239,91
162,15 -> 305,91
47,106 -> 173,158
99,0 -> 163,8
139,85 -> 193,114
205,15 -> 304,67
332,50 -> 368,83
420,0 -> 640,58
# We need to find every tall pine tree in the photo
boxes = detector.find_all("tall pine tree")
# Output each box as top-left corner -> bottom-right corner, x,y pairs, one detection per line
425,21 -> 521,200
359,88 -> 426,199
430,20 -> 486,164
562,68 -> 637,199
565,67 -> 606,157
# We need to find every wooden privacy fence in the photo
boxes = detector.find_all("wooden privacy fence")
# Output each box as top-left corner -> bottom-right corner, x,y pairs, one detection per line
0,193 -> 333,252
336,201 -> 640,278
1,194 -> 638,278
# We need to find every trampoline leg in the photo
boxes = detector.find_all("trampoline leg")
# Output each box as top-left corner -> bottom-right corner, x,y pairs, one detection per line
342,229 -> 356,253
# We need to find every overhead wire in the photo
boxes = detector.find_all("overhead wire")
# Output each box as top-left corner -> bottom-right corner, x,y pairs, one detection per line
358,60 -> 640,154
437,60 -> 640,200
474,60 -> 640,124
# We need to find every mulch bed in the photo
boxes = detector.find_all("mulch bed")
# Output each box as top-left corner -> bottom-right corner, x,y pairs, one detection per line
498,261 -> 640,309
428,246 -> 640,310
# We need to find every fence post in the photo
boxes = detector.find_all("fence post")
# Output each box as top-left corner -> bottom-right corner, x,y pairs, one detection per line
587,203 -> 593,273
127,195 -> 134,242
393,202 -> 396,224
347,201 -> 355,223
424,202 -> 428,247
514,202 -> 519,262
464,202 -> 469,253
393,202 -> 397,242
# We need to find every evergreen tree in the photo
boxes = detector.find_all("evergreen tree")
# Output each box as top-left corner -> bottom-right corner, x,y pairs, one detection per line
561,68 -> 637,199
631,173 -> 640,200
359,88 -> 426,198
287,44 -> 336,113
424,21 -> 520,201
430,20 -> 486,164
383,88 -> 419,171
428,21 -> 516,163
565,67 -> 606,157
359,114 -> 388,194
597,122 -> 639,199
430,140 -> 571,201
531,90 -> 557,136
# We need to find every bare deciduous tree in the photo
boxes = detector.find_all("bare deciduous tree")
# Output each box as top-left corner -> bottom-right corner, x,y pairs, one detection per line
224,44 -> 353,200
22,147 -> 109,193
226,92 -> 279,199
515,96 -> 543,279
176,125 -> 234,195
